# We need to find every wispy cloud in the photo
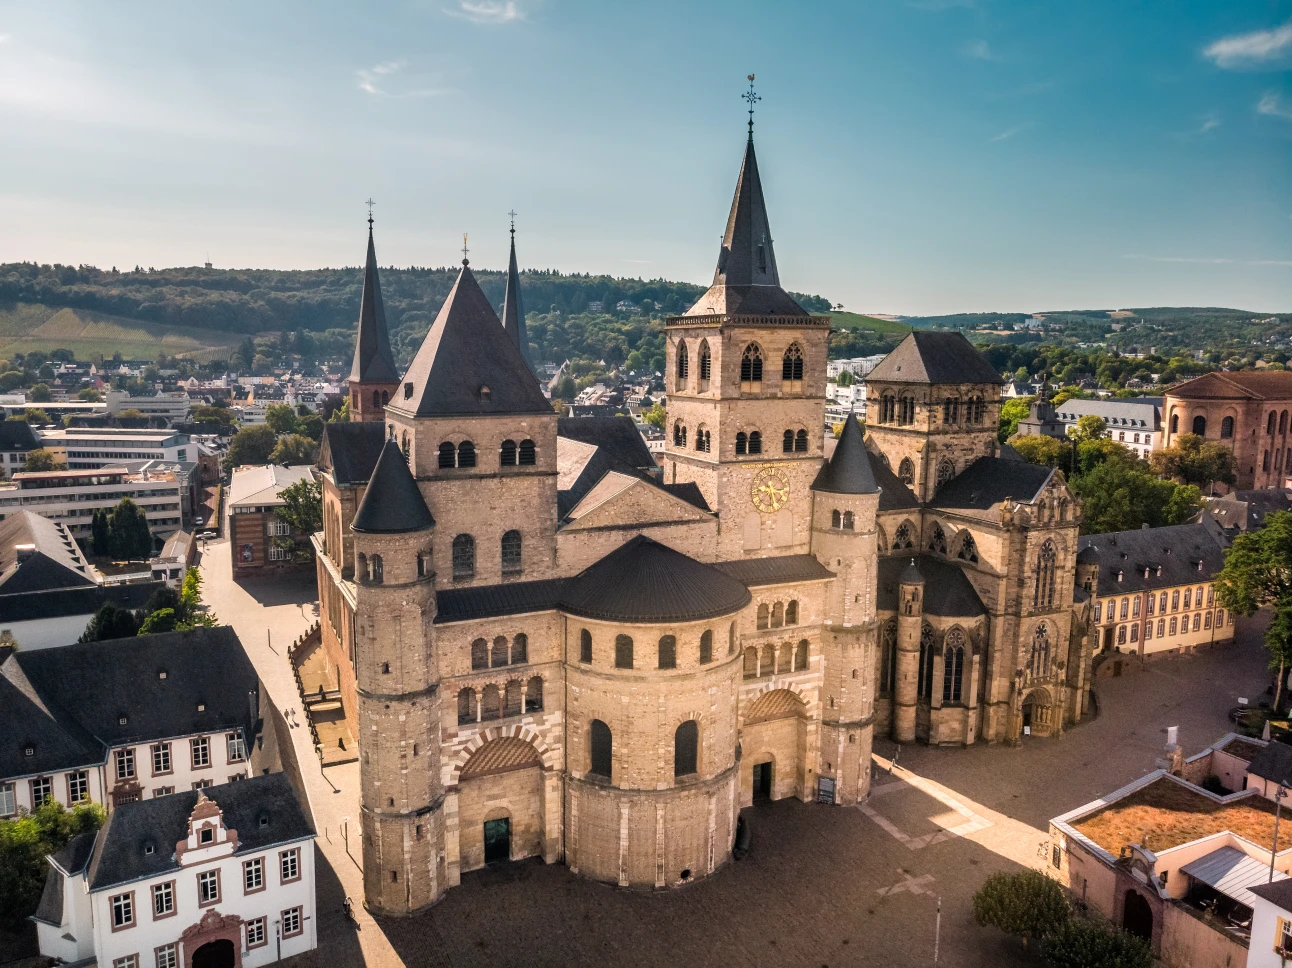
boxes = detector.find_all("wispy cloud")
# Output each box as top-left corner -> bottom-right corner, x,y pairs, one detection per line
1175,111 -> 1222,140
989,125 -> 1023,142
355,61 -> 447,98
1123,254 -> 1292,267
963,39 -> 994,61
1198,112 -> 1221,133
1204,21 -> 1292,69
447,0 -> 525,24
1258,91 -> 1292,121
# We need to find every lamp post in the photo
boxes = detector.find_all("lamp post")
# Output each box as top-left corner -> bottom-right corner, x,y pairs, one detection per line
1272,783 -> 1288,884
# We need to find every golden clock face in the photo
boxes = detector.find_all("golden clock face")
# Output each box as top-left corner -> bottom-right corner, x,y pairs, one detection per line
750,466 -> 791,514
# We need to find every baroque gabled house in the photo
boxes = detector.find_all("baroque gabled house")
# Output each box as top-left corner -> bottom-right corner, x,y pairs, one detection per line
311,125 -> 1093,917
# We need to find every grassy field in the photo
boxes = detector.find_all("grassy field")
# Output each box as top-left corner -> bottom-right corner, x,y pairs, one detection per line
0,303 -> 244,362
827,310 -> 914,336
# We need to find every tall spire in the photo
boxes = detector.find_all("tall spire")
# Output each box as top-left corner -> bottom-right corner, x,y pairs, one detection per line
501,212 -> 533,373
348,214 -> 400,385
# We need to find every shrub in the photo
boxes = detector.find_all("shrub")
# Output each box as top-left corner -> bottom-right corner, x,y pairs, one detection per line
973,870 -> 1070,948
1042,918 -> 1153,968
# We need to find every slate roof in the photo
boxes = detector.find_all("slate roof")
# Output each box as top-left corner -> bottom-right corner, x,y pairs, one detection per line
435,577 -> 569,624
1206,490 -> 1292,534
1168,371 -> 1292,401
32,831 -> 97,926
877,555 -> 986,618
348,226 -> 401,385
866,332 -> 1004,386
0,579 -> 160,625
812,413 -> 878,495
319,421 -> 386,485
1251,877 -> 1292,912
0,420 -> 39,453
1076,521 -> 1229,597
351,439 -> 434,534
562,536 -> 752,623
659,482 -> 711,512
88,773 -> 313,892
0,511 -> 97,593
1050,397 -> 1161,430
929,456 -> 1054,515
558,417 -> 656,471
683,139 -> 808,319
713,555 -> 834,587
394,262 -> 552,418
1245,740 -> 1292,786
866,449 -> 920,510
501,229 -> 533,372
0,646 -> 101,779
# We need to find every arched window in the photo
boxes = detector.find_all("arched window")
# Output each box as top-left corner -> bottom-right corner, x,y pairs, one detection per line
1221,416 -> 1234,439
481,684 -> 501,721
676,341 -> 689,383
369,554 -> 384,583
943,397 -> 959,423
658,635 -> 677,669
525,676 -> 543,712
942,628 -> 965,703
504,680 -> 522,717
783,430 -> 795,453
589,720 -> 612,778
831,509 -> 841,529
882,395 -> 896,423
695,427 -> 711,453
1192,415 -> 1206,437
438,442 -> 456,469
1027,624 -> 1051,680
491,636 -> 509,667
579,629 -> 592,663
452,534 -> 475,580
917,624 -> 936,700
899,458 -> 915,486
782,343 -> 804,384
929,523 -> 947,555
777,642 -> 792,674
1265,450 -> 1271,471
674,720 -> 698,776
471,638 -> 488,670
1033,539 -> 1057,607
760,642 -> 776,677
674,422 -> 687,447
735,432 -> 747,455
740,343 -> 763,388
501,530 -> 523,575
511,633 -> 528,664
956,532 -> 979,563
899,395 -> 915,425
936,458 -> 956,490
457,688 -> 477,725
795,429 -> 808,452
748,431 -> 762,454
699,630 -> 713,664
794,639 -> 808,671
786,600 -> 798,625
842,510 -> 855,531
614,634 -> 634,669
743,646 -> 759,679
894,522 -> 913,549
372,390 -> 381,408
880,621 -> 897,698
757,603 -> 769,629
417,553 -> 426,578
698,341 -> 711,389
877,525 -> 889,553
500,439 -> 517,465
1170,413 -> 1179,434
457,440 -> 477,468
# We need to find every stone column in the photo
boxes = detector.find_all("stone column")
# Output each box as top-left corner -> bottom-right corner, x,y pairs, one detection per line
894,561 -> 925,743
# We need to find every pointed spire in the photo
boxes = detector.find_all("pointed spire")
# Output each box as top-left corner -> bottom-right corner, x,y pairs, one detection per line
352,438 -> 435,534
811,412 -> 879,495
501,213 -> 533,373
348,217 -> 401,386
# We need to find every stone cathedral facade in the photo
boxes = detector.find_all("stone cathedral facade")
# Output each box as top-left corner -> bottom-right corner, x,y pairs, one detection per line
312,130 -> 1095,916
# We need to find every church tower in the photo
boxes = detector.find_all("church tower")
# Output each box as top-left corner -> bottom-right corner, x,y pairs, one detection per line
501,216 -> 534,373
348,216 -> 402,423
351,439 -> 444,915
664,98 -> 829,560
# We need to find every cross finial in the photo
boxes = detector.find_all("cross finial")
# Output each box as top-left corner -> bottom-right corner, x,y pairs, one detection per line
462,233 -> 469,265
742,74 -> 760,142
508,209 -> 517,237
365,197 -> 375,231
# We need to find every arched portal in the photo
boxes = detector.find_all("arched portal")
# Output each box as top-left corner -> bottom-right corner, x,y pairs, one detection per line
1020,688 -> 1055,737
1122,889 -> 1153,942
740,688 -> 807,804
192,940 -> 236,968
456,736 -> 545,872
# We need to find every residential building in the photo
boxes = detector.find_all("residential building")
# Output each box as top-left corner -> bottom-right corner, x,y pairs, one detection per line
825,355 -> 886,380
105,389 -> 193,425
1014,396 -> 1162,460
0,627 -> 273,817
825,381 -> 866,409
150,529 -> 196,587
1075,520 -> 1235,658
33,773 -> 316,968
0,420 -> 40,479
1163,371 -> 1292,490
1206,489 -> 1292,536
37,427 -> 192,469
0,465 -> 185,541
228,465 -> 316,580
1250,880 -> 1292,968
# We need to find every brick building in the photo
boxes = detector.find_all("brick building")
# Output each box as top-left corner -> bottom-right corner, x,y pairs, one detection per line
312,128 -> 1094,915
227,465 -> 316,580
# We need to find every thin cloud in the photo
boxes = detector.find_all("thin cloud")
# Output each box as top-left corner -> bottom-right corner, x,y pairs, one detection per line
448,1 -> 524,24
963,39 -> 994,61
356,61 -> 446,98
1198,113 -> 1221,133
1124,254 -> 1292,267
1204,21 -> 1292,69
1258,91 -> 1292,121
988,125 -> 1023,142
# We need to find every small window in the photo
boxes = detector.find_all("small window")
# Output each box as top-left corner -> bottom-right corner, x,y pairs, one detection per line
748,431 -> 762,455
404,382 -> 413,399
511,633 -> 528,664
795,429 -> 808,452
658,635 -> 677,669
589,720 -> 612,778
699,629 -> 713,664
674,720 -> 698,777
500,439 -> 517,466
452,534 -> 475,580
615,634 -> 634,669
492,636 -> 509,667
579,628 -> 592,663
457,441 -> 477,468
438,442 -> 456,469
525,676 -> 543,713
501,530 -> 523,575
786,600 -> 798,625
518,439 -> 537,465
471,638 -> 488,670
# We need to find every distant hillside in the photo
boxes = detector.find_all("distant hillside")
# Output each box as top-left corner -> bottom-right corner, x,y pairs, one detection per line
0,303 -> 243,362
829,311 -> 914,336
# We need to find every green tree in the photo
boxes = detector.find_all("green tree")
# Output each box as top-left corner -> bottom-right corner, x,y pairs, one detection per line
91,508 -> 109,554
327,397 -> 350,422
27,383 -> 51,402
296,413 -> 324,441
972,870 -> 1070,950
1071,456 -> 1201,535
269,433 -> 317,465
106,497 -> 153,560
643,402 -> 666,430
137,607 -> 178,635
10,408 -> 52,424
22,448 -> 65,472
223,424 -> 277,470
1013,366 -> 1031,383
265,403 -> 299,435
77,387 -> 102,402
274,478 -> 322,536
0,799 -> 105,928
554,374 -> 576,400
1009,434 -> 1066,467
1068,414 -> 1108,443
0,370 -> 26,391
837,370 -> 854,386
1042,918 -> 1153,968
1150,433 -> 1237,487
79,601 -> 141,642
998,397 -> 1033,443
193,405 -> 233,425
178,567 -> 217,627
1215,511 -> 1292,710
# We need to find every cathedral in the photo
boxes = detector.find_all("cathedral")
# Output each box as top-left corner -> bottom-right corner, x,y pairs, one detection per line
311,126 -> 1095,916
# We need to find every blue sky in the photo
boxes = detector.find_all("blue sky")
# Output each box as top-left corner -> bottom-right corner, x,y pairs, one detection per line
0,0 -> 1289,315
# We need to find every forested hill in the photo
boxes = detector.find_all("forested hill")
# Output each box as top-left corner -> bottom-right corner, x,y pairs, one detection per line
0,261 -> 836,370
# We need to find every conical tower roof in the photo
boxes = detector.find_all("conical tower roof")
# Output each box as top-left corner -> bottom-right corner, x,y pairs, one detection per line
396,260 -> 551,418
900,558 -> 925,585
812,412 -> 879,495
352,439 -> 435,534
501,226 -> 533,373
348,225 -> 401,385
684,139 -> 808,318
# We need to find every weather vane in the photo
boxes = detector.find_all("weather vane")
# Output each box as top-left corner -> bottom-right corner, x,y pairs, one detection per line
365,197 -> 375,229
508,209 -> 517,236
462,233 -> 469,264
742,74 -> 760,141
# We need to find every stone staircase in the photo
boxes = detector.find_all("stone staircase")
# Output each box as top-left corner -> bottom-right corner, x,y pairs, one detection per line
287,623 -> 358,766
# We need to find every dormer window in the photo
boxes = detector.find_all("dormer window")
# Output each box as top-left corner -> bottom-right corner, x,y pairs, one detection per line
119,715 -> 128,725
259,813 -> 270,828
404,382 -> 413,399
196,703 -> 205,712
24,745 -> 34,756
200,827 -> 213,845
1156,566 -> 1162,576
144,842 -> 155,855
158,670 -> 167,680
1116,570 -> 1124,582
479,385 -> 492,403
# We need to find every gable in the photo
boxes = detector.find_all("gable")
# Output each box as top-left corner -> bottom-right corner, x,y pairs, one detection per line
561,475 -> 713,532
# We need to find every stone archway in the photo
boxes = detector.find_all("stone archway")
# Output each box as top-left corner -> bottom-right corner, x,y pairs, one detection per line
181,910 -> 242,968
1020,688 -> 1055,738
741,688 -> 807,803
456,736 -> 545,873
1123,889 -> 1153,942
192,939 -> 236,968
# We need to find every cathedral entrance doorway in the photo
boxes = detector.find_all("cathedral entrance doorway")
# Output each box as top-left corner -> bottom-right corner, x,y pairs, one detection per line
1122,889 -> 1153,942
741,688 -> 807,803
192,939 -> 237,968
456,736 -> 545,872
752,762 -> 773,801
1020,689 -> 1053,738
484,818 -> 511,864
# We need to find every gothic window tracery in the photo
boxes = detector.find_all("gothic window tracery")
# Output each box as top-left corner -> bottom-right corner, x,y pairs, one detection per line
676,341 -> 689,384
936,458 -> 956,490
698,341 -> 711,389
899,458 -> 915,486
1027,623 -> 1051,680
782,343 -> 804,385
942,628 -> 965,703
1033,539 -> 1057,608
740,344 -> 763,388
956,531 -> 979,563
917,624 -> 936,700
894,521 -> 914,549
929,522 -> 947,555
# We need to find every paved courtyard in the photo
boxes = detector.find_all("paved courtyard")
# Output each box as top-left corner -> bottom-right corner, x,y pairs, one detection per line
195,542 -> 1276,968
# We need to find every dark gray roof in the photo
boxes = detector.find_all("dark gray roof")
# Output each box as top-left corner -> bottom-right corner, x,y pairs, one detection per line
1206,490 -> 1292,534
348,226 -> 401,385
11,627 -> 260,771
0,579 -> 160,624
929,456 -> 1054,513
866,332 -> 1004,386
1248,741 -> 1292,786
1076,545 -> 1100,564
32,867 -> 64,926
352,439 -> 435,534
395,262 -> 552,418
501,229 -> 533,373
0,420 -> 39,452
877,556 -> 986,617
1050,397 -> 1161,430
88,773 -> 314,892
1076,521 -> 1229,596
562,536 -> 751,623
0,512 -> 96,594
900,558 -> 924,584
52,830 -> 97,875
713,555 -> 834,587
558,417 -> 656,471
813,413 -> 877,495
866,449 -> 920,510
319,420 -> 386,485
435,577 -> 568,624
0,646 -> 102,778
682,139 -> 808,319
1251,875 -> 1292,912
999,442 -> 1026,462
659,482 -> 711,512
